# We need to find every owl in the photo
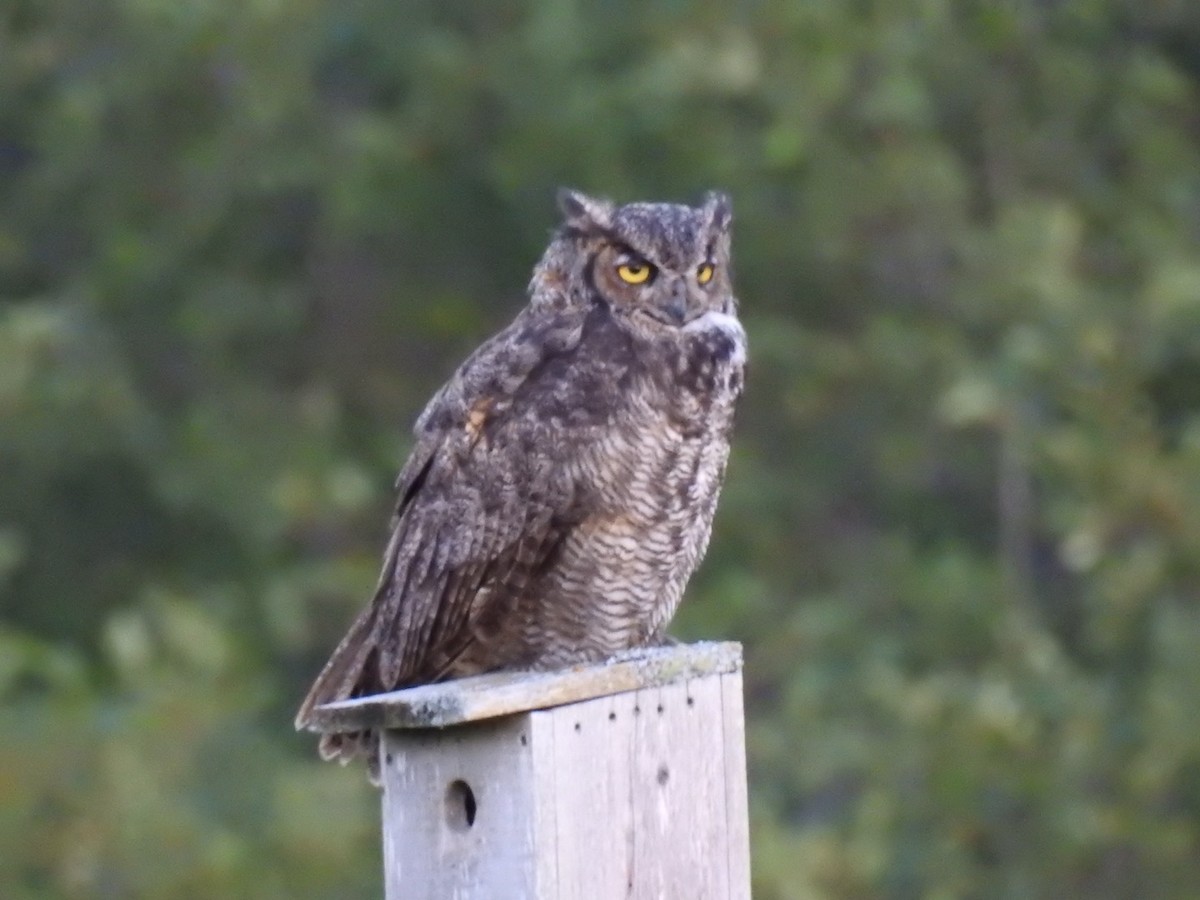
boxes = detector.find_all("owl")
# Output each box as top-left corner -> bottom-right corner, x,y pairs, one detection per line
296,189 -> 746,780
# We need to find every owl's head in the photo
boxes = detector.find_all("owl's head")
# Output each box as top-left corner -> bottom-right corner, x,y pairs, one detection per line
536,189 -> 734,331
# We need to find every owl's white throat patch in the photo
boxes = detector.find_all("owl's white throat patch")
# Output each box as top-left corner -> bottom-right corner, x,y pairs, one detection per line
683,311 -> 747,367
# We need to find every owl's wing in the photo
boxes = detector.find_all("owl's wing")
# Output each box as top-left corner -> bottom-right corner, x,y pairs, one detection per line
295,305 -> 591,731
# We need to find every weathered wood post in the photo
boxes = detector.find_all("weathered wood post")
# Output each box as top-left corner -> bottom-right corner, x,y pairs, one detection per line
306,641 -> 750,899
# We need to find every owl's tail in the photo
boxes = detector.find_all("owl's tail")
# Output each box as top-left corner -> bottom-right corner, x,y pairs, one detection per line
295,608 -> 385,784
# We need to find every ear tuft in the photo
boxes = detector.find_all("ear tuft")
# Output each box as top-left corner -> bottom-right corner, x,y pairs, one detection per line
703,191 -> 733,233
557,188 -> 614,232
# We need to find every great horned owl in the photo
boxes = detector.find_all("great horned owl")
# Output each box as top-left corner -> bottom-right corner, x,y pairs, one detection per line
296,189 -> 746,778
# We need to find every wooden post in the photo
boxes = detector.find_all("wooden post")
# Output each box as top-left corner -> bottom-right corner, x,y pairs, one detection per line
306,641 -> 750,899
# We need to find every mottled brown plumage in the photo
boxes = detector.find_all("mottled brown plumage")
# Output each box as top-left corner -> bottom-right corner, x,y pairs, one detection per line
296,189 -> 746,780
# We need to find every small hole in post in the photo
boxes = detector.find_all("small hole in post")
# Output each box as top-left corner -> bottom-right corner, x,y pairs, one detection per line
657,765 -> 670,786
608,711 -> 616,721
657,704 -> 664,714
574,722 -> 581,732
445,780 -> 477,832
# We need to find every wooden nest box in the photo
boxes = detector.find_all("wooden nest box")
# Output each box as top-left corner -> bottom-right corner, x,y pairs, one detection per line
305,640 -> 751,899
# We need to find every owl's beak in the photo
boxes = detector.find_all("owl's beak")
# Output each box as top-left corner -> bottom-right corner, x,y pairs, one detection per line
664,280 -> 691,325
664,298 -> 688,325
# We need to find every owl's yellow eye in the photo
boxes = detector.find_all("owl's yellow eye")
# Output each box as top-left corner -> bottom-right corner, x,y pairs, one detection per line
696,262 -> 715,285
617,262 -> 653,285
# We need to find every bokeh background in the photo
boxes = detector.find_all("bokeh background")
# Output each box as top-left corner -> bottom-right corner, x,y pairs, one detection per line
4,1 -> 1200,897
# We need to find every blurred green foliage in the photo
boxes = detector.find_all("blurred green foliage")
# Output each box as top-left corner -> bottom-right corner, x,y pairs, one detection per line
3,0 -> 1200,896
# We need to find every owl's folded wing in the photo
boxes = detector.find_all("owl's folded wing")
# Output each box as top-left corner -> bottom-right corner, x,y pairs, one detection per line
294,305 -> 589,729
